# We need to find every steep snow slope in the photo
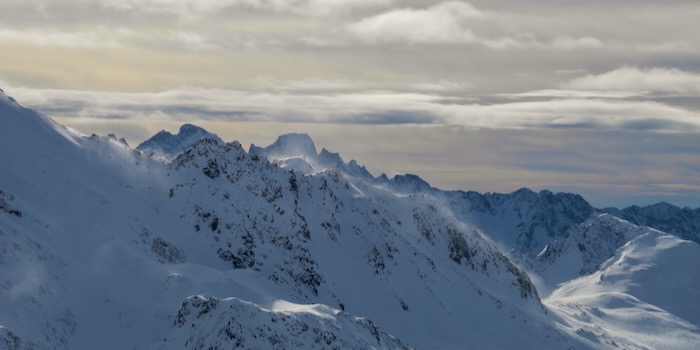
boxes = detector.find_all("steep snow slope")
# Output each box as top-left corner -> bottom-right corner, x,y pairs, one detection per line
534,214 -> 653,286
546,231 -> 700,349
137,123 -> 223,160
0,92 -> 586,349
441,188 -> 597,255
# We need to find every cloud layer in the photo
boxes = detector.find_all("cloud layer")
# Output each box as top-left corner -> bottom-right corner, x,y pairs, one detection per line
5,66 -> 700,133
347,1 -> 481,44
564,66 -> 700,94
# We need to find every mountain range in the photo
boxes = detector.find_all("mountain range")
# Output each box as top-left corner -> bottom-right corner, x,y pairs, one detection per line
1,90 -> 698,350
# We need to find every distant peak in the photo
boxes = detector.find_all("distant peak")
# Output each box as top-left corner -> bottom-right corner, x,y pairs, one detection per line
393,173 -> 427,183
255,133 -> 318,158
514,187 -> 536,195
318,148 -> 344,165
319,147 -> 336,156
539,189 -> 554,196
178,123 -> 208,136
390,173 -> 432,193
650,201 -> 677,209
276,133 -> 316,151
136,123 -> 223,160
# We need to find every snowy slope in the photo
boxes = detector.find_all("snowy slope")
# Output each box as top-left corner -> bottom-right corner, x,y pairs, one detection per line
157,296 -> 411,350
546,231 -> 700,349
427,188 -> 596,256
534,214 -> 653,286
0,92 -> 591,349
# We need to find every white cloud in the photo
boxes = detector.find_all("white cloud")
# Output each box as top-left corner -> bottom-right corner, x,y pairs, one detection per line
441,98 -> 700,132
548,36 -> 603,50
506,89 -> 643,99
99,0 -> 393,18
346,1 -> 481,44
564,66 -> 700,94
249,76 -> 471,93
289,0 -> 395,16
345,2 -> 610,50
158,31 -> 222,51
481,35 -> 605,50
0,28 -> 129,49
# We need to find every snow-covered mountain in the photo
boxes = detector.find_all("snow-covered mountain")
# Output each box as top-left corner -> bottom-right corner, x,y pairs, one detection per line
1,90 -> 698,350
0,92 -> 578,349
249,135 -> 699,257
547,230 -> 700,349
604,202 -> 700,244
249,133 -> 374,181
137,123 -> 224,160
441,188 -> 596,255
534,214 -> 658,286
248,134 -> 599,256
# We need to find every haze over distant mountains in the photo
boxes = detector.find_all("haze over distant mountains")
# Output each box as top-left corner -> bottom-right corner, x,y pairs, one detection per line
1,91 -> 699,349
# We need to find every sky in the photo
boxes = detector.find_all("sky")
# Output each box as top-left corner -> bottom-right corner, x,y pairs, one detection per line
1,0 -> 699,208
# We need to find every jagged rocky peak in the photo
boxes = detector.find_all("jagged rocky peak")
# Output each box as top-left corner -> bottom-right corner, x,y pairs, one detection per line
604,201 -> 700,243
106,133 -> 129,147
136,123 -> 224,159
318,147 -> 344,166
346,160 -> 373,179
492,187 -> 595,216
249,134 -> 375,179
492,187 -> 537,202
250,133 -> 318,159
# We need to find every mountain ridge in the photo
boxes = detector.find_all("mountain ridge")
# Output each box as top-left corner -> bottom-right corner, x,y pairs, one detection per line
1,92 -> 698,349
1,94 -> 572,350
